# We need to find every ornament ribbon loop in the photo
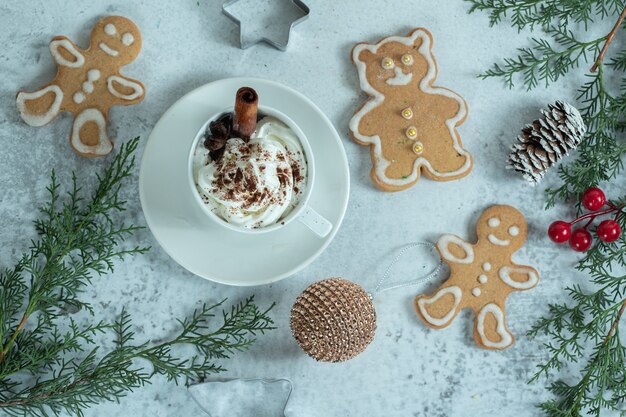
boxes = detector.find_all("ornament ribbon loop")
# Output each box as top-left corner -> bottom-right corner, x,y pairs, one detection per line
373,242 -> 443,296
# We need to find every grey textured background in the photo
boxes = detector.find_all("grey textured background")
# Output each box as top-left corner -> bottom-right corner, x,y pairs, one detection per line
0,1 -> 622,416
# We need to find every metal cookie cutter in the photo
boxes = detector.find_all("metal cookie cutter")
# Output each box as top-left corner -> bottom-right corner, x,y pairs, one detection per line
222,0 -> 310,51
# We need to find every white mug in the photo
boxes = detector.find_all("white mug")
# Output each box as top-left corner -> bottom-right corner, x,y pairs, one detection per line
187,105 -> 332,237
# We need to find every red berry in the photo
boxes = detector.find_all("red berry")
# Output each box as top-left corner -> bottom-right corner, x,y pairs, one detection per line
548,221 -> 571,243
581,187 -> 606,211
569,228 -> 592,252
596,219 -> 621,243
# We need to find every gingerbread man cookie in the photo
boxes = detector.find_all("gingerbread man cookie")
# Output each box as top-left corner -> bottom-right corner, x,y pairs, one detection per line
414,205 -> 539,350
16,16 -> 145,157
350,28 -> 472,191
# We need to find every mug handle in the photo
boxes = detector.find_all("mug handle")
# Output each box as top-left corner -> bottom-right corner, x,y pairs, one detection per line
298,206 -> 333,238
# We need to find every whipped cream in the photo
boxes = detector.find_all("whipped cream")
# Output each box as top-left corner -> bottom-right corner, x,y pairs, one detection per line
194,116 -> 307,229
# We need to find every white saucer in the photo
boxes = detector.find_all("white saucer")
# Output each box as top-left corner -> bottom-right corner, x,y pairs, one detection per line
139,78 -> 350,286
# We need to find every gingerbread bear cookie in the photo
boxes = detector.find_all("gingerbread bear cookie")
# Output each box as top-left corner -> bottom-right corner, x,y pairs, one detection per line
16,16 -> 145,157
350,28 -> 472,191
414,205 -> 539,350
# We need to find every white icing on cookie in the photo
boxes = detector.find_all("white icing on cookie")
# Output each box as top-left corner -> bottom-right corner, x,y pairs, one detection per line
122,33 -> 135,46
381,57 -> 394,69
16,85 -> 64,127
71,108 -> 112,155
104,23 -> 117,36
488,234 -> 510,246
87,69 -> 101,81
478,274 -> 488,284
417,286 -> 462,327
482,262 -> 491,271
99,42 -> 119,56
498,266 -> 539,290
73,92 -> 85,104
406,126 -> 418,140
386,67 -> 413,86
437,234 -> 474,264
509,226 -> 519,236
402,54 -> 414,65
401,107 -> 413,119
49,39 -> 85,68
106,75 -> 144,100
82,81 -> 94,93
471,288 -> 481,297
488,217 -> 500,227
476,304 -> 513,349
350,29 -> 471,186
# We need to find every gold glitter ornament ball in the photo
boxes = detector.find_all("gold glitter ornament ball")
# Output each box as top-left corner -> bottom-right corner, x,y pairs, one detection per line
290,278 -> 377,362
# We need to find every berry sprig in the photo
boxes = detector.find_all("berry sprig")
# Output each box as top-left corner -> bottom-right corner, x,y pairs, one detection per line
548,187 -> 623,252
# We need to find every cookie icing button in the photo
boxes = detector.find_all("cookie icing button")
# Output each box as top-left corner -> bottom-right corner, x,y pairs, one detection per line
82,81 -> 94,93
482,262 -> 492,271
437,234 -> 474,264
107,75 -> 144,100
416,286 -> 462,327
49,39 -> 84,68
413,142 -> 424,155
16,85 -> 64,127
478,274 -> 488,284
406,126 -> 418,140
471,288 -> 481,297
87,69 -> 101,81
488,234 -> 510,246
401,108 -> 413,119
499,266 -> 539,289
99,42 -> 119,56
73,92 -> 85,104
122,33 -> 135,46
476,304 -> 513,349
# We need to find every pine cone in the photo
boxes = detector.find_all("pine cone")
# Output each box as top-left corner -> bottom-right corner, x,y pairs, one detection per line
508,101 -> 586,185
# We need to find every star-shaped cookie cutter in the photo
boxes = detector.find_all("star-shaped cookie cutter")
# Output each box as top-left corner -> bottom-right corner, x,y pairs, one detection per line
222,0 -> 310,51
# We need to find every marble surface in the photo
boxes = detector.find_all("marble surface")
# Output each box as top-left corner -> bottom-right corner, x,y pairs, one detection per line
0,1 -> 621,416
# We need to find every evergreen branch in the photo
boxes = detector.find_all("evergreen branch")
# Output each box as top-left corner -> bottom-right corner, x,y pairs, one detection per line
471,1 -> 626,415
478,27 -> 605,90
591,4 -> 626,71
466,0 -> 626,30
0,298 -> 275,416
0,138 -> 149,367
0,138 -> 276,416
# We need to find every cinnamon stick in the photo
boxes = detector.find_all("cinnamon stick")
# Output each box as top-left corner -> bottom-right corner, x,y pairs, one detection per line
233,87 -> 259,142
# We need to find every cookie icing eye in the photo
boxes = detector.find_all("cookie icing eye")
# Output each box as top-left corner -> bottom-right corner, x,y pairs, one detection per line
381,57 -> 395,69
488,217 -> 500,227
509,226 -> 519,236
402,54 -> 414,65
122,33 -> 135,46
104,24 -> 117,36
